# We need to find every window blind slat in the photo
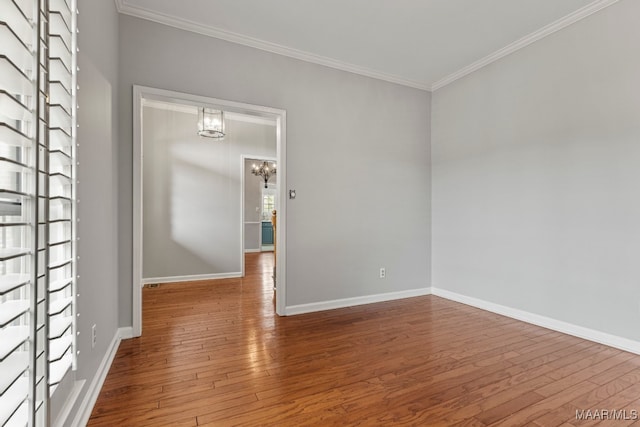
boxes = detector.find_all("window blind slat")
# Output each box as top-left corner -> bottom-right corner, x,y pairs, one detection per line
0,122 -> 32,147
0,300 -> 30,327
0,222 -> 29,229
0,274 -> 30,294
48,278 -> 71,293
50,0 -> 71,14
49,104 -> 71,134
0,158 -> 29,174
50,172 -> 71,183
48,297 -> 72,316
48,335 -> 72,362
49,40 -> 71,74
0,1 -> 34,43
49,60 -> 70,92
11,399 -> 30,427
48,12 -> 70,42
48,317 -> 71,340
0,351 -> 29,394
0,56 -> 33,96
49,126 -> 71,151
48,239 -> 70,249
0,326 -> 30,361
13,0 -> 35,22
0,248 -> 30,261
48,354 -> 71,386
0,90 -> 31,123
0,377 -> 28,425
49,81 -> 71,109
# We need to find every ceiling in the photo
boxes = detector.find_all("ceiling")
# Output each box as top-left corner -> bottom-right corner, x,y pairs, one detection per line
116,0 -> 616,91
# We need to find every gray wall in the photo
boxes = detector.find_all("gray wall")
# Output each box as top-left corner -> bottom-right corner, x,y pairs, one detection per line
119,15 -> 431,323
76,0 -> 119,389
142,107 -> 275,279
56,0 -> 120,425
432,0 -> 640,341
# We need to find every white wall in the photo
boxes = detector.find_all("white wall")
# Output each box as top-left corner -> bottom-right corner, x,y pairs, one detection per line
432,0 -> 640,341
118,15 -> 431,323
142,106 -> 275,279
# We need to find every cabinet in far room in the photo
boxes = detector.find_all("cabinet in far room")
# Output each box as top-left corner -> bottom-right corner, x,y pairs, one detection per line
261,221 -> 274,245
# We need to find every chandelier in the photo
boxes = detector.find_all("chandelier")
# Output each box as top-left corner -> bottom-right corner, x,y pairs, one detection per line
197,107 -> 225,139
252,161 -> 277,188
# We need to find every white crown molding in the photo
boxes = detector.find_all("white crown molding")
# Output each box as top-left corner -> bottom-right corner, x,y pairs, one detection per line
431,0 -> 619,91
115,0 -> 430,91
114,0 -> 125,13
116,0 -> 618,93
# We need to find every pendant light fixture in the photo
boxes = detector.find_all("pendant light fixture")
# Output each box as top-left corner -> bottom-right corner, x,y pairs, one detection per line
252,161 -> 277,188
198,107 -> 225,139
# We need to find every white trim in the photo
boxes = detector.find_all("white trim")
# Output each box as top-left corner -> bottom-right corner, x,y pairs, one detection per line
115,0 -> 618,93
114,1 -> 429,91
132,85 -> 143,337
285,288 -> 432,316
431,287 -> 640,356
274,112 -> 286,316
52,380 -> 85,427
132,86 -> 288,334
142,272 -> 242,285
118,326 -> 135,340
70,327 -> 128,427
431,0 -> 619,90
244,249 -> 261,254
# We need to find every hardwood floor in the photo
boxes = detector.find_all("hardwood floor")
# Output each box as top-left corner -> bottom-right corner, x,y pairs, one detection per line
89,253 -> 640,426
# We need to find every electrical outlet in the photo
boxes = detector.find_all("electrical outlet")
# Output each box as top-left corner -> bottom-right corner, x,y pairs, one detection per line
91,324 -> 96,349
379,268 -> 386,279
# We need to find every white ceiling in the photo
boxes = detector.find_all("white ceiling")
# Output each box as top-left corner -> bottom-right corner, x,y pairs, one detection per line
117,0 -> 616,91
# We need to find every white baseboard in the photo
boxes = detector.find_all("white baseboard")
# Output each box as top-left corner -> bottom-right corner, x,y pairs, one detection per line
118,326 -> 135,340
71,327 -> 128,427
431,287 -> 640,356
142,272 -> 242,285
244,249 -> 261,253
285,287 -> 431,316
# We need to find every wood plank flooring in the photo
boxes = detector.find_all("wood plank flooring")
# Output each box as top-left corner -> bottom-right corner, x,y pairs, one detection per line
88,253 -> 640,426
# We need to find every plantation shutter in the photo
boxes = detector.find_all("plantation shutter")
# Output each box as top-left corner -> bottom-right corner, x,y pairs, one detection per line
0,0 -> 76,425
47,0 -> 75,394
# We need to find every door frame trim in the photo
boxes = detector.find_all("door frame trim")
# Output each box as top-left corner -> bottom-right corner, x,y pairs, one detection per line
132,85 -> 287,337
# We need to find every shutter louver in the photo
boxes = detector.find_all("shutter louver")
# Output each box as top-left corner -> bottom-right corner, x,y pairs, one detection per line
0,0 -> 38,424
1,0 -> 77,424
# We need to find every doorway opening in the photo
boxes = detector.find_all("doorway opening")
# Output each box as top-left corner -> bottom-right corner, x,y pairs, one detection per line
132,86 -> 287,336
